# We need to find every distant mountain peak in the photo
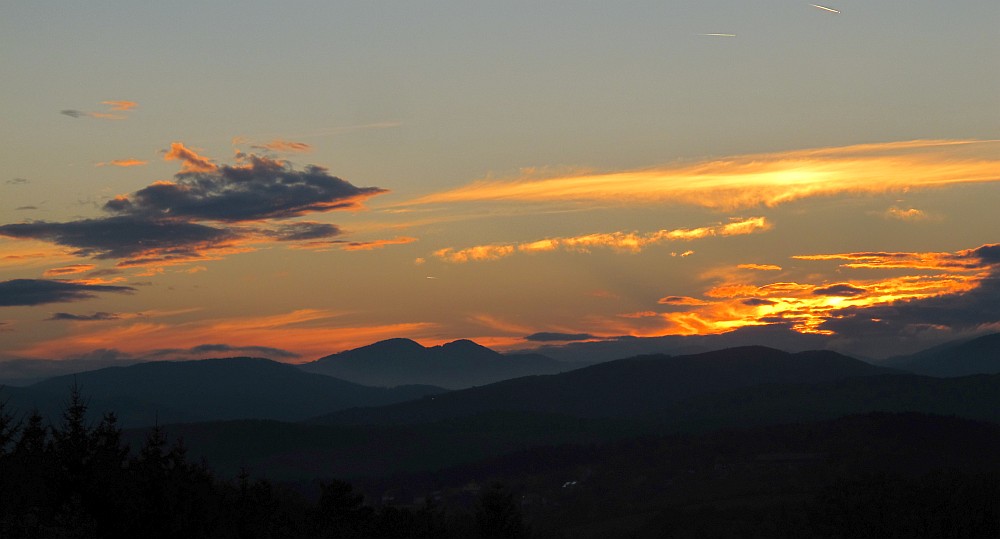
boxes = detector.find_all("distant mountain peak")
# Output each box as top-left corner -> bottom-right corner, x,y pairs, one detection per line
438,339 -> 493,352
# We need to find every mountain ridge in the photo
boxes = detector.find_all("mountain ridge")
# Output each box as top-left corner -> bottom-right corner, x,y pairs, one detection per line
299,337 -> 569,389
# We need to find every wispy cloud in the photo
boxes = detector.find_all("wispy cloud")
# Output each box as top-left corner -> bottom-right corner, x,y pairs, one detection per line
96,158 -> 148,168
42,264 -> 96,277
13,308 -> 436,360
405,140 -> 1000,211
434,217 -> 770,263
61,100 -> 137,120
46,311 -> 121,322
525,332 -> 598,342
738,263 -> 783,271
252,139 -> 312,153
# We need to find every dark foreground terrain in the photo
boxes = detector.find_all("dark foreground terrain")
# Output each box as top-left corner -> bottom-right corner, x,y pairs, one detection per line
2,389 -> 998,538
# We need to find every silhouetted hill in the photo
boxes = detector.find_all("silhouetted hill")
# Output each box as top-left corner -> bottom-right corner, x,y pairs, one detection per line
315,346 -> 898,425
656,372 -> 1000,431
883,332 -> 1000,377
2,357 -> 444,427
299,338 -> 569,388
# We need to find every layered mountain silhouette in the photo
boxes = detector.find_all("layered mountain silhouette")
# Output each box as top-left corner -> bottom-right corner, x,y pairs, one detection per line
1,357 -> 444,427
882,332 -> 1000,377
298,338 -> 569,388
315,346 -> 900,425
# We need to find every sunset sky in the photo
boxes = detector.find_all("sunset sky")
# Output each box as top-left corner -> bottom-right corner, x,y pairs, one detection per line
2,1 -> 998,363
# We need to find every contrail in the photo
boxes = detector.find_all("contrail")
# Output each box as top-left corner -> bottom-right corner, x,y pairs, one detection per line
698,33 -> 737,37
810,4 -> 840,14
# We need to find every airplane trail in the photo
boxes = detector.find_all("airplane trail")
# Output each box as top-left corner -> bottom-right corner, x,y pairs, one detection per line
698,33 -> 737,37
810,4 -> 840,14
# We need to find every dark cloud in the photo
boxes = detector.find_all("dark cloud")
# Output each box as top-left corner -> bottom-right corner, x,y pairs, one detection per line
269,221 -> 343,241
0,217 -> 236,260
15,206 -> 38,211
145,343 -> 300,360
46,311 -> 121,322
6,178 -> 29,185
813,283 -> 867,297
0,151 -> 385,269
106,155 -> 385,222
60,109 -> 87,118
742,298 -> 777,306
973,244 -> 1000,265
525,332 -> 598,342
0,279 -> 134,306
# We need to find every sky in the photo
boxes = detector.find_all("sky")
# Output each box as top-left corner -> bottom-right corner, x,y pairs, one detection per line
1,1 -> 999,363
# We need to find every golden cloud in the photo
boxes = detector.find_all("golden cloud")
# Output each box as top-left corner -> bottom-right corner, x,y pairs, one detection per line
406,139 -> 1000,210
434,217 -> 770,263
639,244 -> 997,337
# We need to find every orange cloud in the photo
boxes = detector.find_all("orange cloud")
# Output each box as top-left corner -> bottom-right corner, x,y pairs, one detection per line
738,263 -> 783,271
97,158 -> 148,168
102,100 -> 138,112
434,217 -> 770,263
14,308 -> 438,361
406,139 -> 1000,210
43,264 -> 96,277
792,245 -> 995,271
638,244 -> 998,337
164,142 -> 217,172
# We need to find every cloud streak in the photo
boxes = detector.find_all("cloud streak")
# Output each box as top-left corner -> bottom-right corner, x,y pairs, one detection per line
406,140 -> 1000,211
60,100 -> 137,120
46,312 -> 121,322
0,279 -> 134,306
434,217 -> 770,263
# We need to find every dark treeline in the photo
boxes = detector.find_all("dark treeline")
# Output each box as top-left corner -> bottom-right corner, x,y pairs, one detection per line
3,388 -> 1000,537
0,388 -> 527,538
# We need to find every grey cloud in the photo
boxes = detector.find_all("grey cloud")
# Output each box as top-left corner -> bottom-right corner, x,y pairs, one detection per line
46,311 -> 121,322
0,217 -> 236,260
813,283 -> 866,297
268,221 -> 343,241
15,206 -> 38,211
525,332 -> 598,342
60,109 -> 87,118
742,298 -> 777,306
0,279 -> 134,306
145,343 -> 301,360
973,244 -> 1000,264
6,178 -> 29,185
105,156 -> 386,222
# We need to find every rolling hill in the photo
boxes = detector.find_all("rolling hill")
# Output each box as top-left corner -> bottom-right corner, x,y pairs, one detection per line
1,357 -> 444,427
314,346 -> 899,425
882,332 -> 1000,377
298,338 -> 569,388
